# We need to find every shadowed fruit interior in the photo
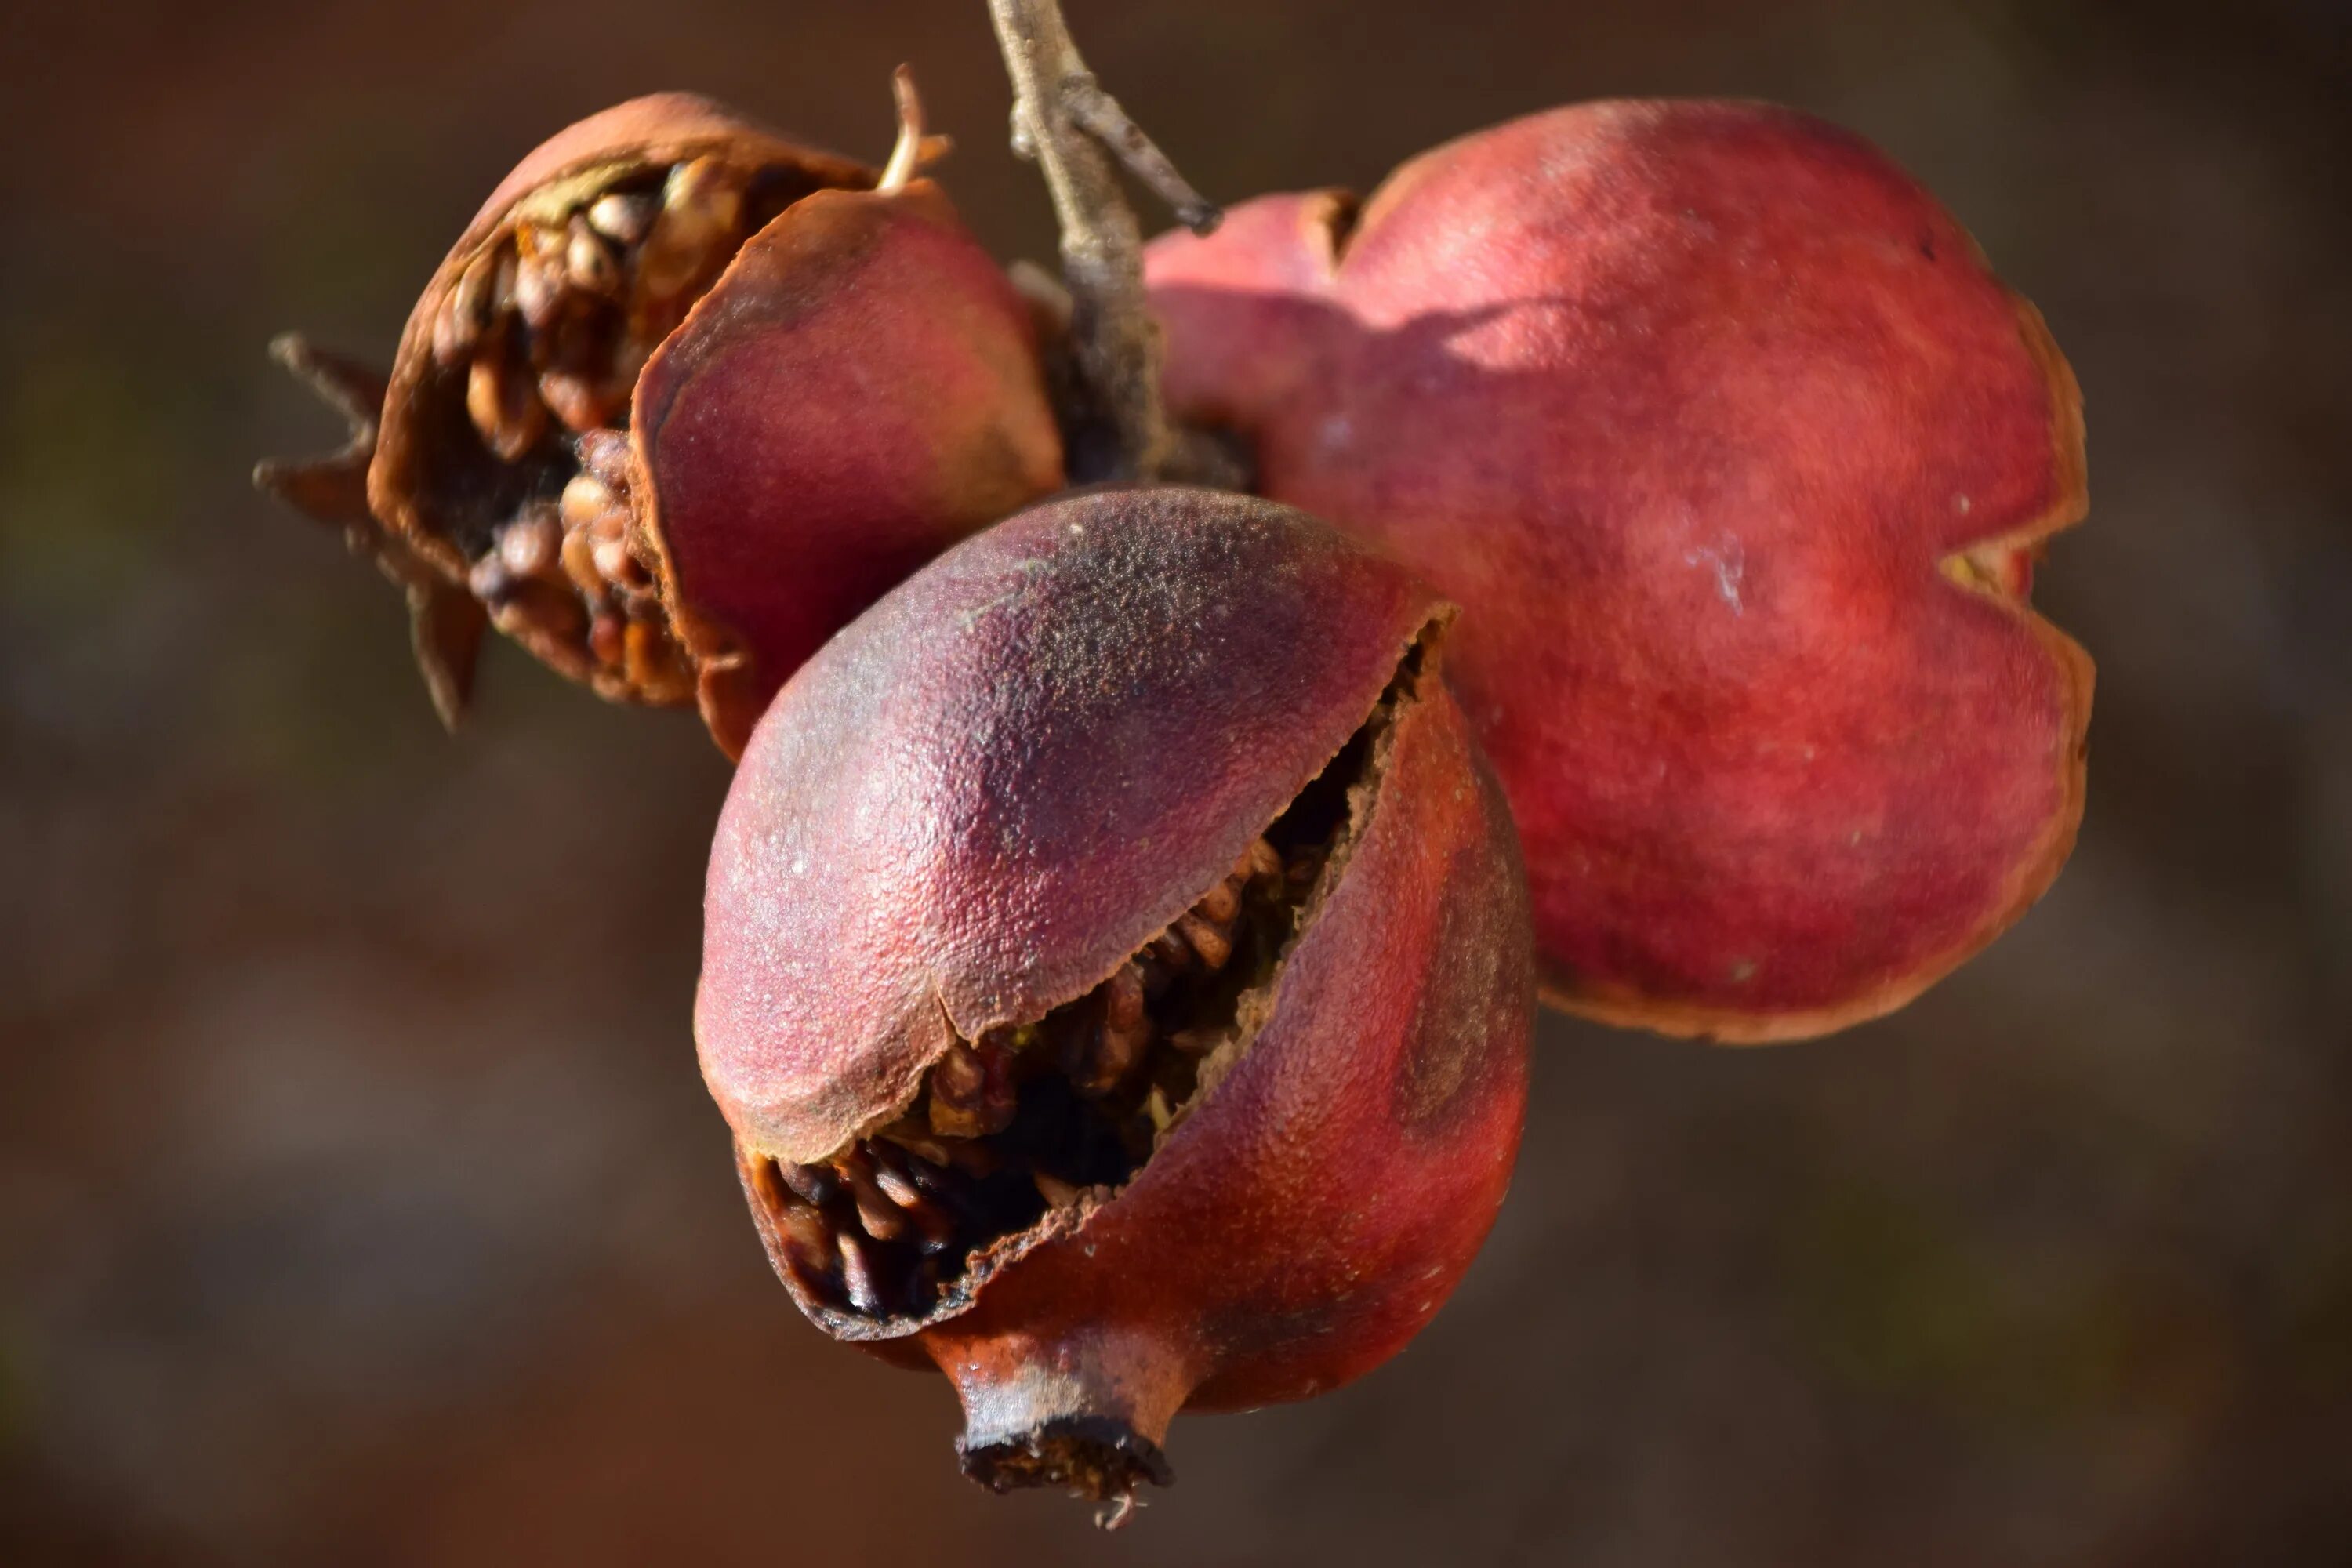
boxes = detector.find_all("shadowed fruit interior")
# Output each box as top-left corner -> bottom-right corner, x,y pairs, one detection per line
742,640 -> 1427,1331
401,152 -> 867,700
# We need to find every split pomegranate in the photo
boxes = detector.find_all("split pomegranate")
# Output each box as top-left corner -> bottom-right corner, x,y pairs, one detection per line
699,485 -> 1532,1512
260,78 -> 1062,753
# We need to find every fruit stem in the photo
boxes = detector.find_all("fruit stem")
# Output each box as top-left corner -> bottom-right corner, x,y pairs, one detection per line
986,0 -> 1224,484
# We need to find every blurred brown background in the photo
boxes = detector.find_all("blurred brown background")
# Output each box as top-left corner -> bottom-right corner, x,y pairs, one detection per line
2,0 -> 2346,1562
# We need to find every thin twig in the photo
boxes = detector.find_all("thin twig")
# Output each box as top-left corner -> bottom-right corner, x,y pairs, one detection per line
1063,77 -> 1221,234
986,0 -> 1221,483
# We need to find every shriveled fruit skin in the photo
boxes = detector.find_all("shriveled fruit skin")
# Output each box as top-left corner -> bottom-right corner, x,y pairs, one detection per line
370,93 -> 870,585
698,485 -> 1530,1484
633,180 -> 1063,756
331,92 -> 1060,749
1147,99 -> 2092,1041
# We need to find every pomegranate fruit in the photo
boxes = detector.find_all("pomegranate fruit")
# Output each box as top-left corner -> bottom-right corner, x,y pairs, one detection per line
1147,100 -> 2093,1040
260,78 -> 1062,754
699,485 -> 1532,1511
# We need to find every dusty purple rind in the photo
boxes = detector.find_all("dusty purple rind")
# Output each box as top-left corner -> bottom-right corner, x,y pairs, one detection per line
696,485 -> 1443,1167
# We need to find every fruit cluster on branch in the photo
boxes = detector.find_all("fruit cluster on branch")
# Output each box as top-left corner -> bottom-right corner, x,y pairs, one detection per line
257,0 -> 2090,1526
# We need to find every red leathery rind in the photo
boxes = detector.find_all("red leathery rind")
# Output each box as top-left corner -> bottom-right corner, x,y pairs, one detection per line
1147,100 -> 2094,1040
922,673 -> 1533,1424
632,180 -> 1064,758
369,93 -> 873,577
696,486 -> 1446,1167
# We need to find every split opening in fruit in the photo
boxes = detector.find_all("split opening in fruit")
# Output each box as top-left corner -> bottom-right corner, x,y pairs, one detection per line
1938,539 -> 2039,600
411,151 -> 870,697
743,624 -> 1443,1333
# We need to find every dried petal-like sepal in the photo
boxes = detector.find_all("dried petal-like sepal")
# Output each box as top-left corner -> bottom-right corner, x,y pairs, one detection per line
254,334 -> 485,727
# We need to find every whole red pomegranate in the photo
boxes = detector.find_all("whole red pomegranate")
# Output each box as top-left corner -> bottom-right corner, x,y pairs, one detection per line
1147,100 -> 2093,1040
261,78 -> 1062,754
698,485 -> 1531,1512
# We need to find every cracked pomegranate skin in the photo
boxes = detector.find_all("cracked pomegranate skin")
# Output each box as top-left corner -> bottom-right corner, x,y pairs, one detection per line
366,92 -> 1062,753
920,671 -> 1530,1436
1146,100 -> 2094,1041
697,485 -> 1531,1490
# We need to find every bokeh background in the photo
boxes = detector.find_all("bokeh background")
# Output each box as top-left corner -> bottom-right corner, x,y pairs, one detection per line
3,0 -> 2347,1561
